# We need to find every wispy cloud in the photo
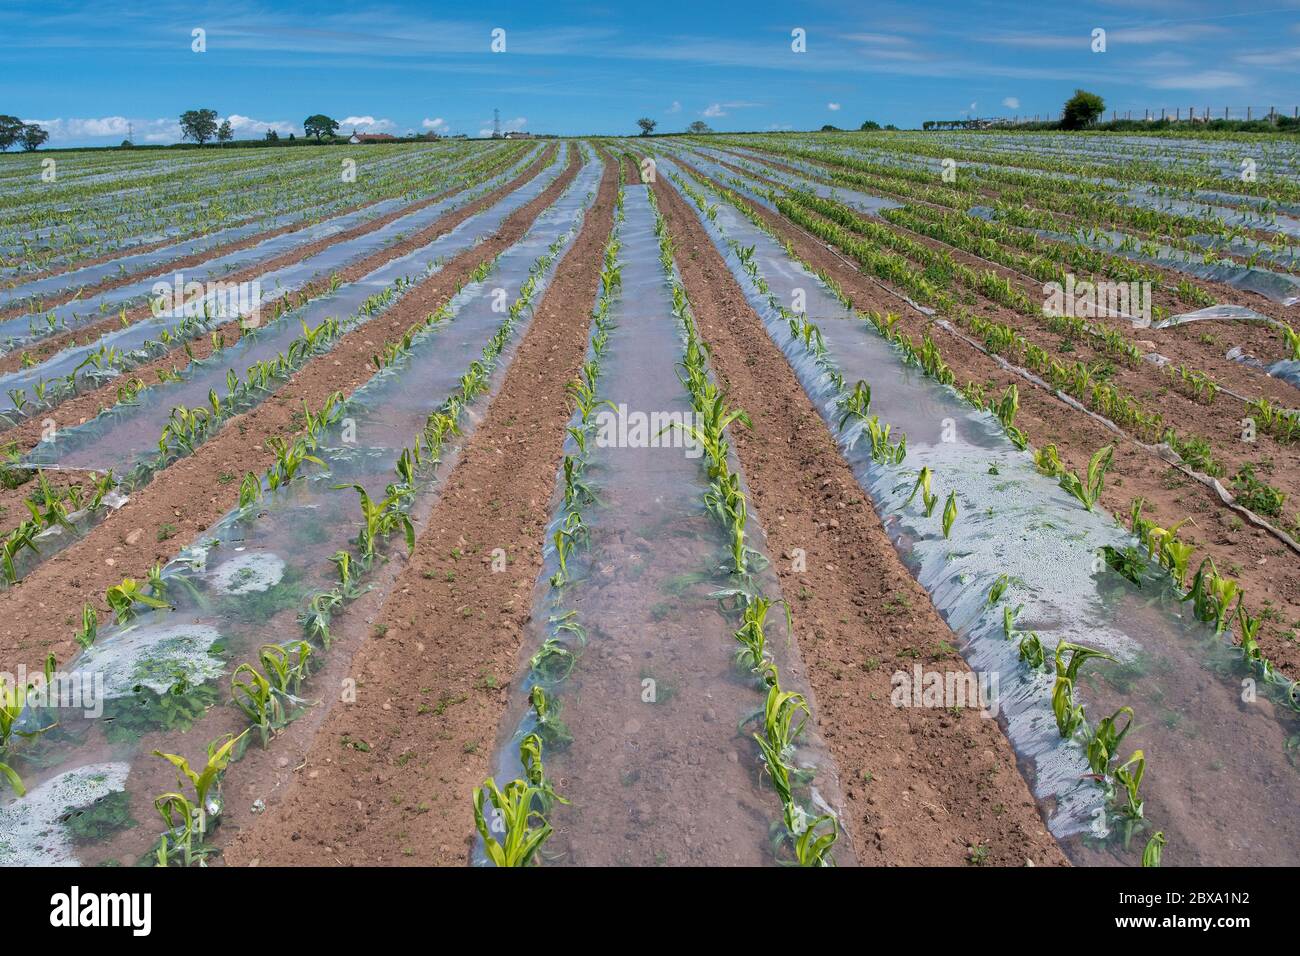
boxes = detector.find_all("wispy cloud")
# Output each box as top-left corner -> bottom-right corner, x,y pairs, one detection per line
1150,70 -> 1249,89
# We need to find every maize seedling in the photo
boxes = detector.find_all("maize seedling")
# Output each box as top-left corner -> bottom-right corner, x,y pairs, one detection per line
473,776 -> 553,867
906,467 -> 937,516
152,731 -> 247,865
528,685 -> 573,748
230,663 -> 287,747
1113,749 -> 1147,819
1058,444 -> 1114,511
1018,631 -> 1046,668
1142,831 -> 1166,867
0,676 -> 33,796
836,380 -> 872,431
942,490 -> 958,539
105,577 -> 170,622
988,574 -> 1011,606
1086,706 -> 1134,775
74,603 -> 98,649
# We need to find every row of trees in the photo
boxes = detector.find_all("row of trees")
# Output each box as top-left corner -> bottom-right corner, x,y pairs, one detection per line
636,118 -> 716,136
178,110 -> 343,145
0,115 -> 50,151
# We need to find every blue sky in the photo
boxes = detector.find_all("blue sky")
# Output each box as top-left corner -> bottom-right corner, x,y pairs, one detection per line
4,0 -> 1299,146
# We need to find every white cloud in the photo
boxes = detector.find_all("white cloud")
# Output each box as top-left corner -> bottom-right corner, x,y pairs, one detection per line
1002,97 -> 1020,109
25,116 -> 184,143
1151,70 -> 1248,90
827,102 -> 841,111
339,115 -> 396,133
667,100 -> 681,113
701,101 -> 761,119
422,117 -> 447,131
224,114 -> 296,137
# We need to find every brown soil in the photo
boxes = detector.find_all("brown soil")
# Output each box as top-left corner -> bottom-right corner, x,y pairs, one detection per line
645,165 -> 1068,866
672,157 -> 1300,679
0,146 -> 553,377
0,148 -> 582,676
219,155 -> 619,867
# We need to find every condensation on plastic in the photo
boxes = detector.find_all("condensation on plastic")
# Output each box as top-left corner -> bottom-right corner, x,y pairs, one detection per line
0,146 -> 555,412
0,153 -> 604,867
484,186 -> 853,866
659,155 -> 1300,867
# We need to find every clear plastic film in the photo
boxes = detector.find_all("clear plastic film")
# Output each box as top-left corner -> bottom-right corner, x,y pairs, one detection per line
660,155 -> 1300,867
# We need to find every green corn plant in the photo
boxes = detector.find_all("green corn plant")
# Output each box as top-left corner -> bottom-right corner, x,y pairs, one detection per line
238,472 -> 262,509
1086,706 -> 1133,775
1003,603 -> 1023,640
1236,602 -> 1264,666
266,436 -> 323,487
1034,443 -> 1065,477
1058,444 -> 1114,511
941,490 -> 958,538
530,637 -> 580,682
74,603 -> 98,649
105,577 -> 170,622
1142,831 -> 1166,867
528,685 -> 572,748
993,385 -> 1028,449
260,641 -> 312,695
1183,558 -> 1241,634
230,663 -> 285,747
298,590 -> 343,647
1,522 -> 40,585
789,813 -> 839,867
561,455 -> 595,507
518,731 -> 567,814
906,466 -> 938,516
550,511 -> 587,587
146,562 -> 167,603
342,484 -> 415,561
473,776 -> 553,867
331,549 -> 366,599
731,594 -> 785,686
836,380 -> 872,431
152,730 -> 247,865
1018,631 -> 1046,668
1113,749 -> 1147,819
0,676 -> 31,796
988,575 -> 1011,605
1051,640 -> 1116,739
